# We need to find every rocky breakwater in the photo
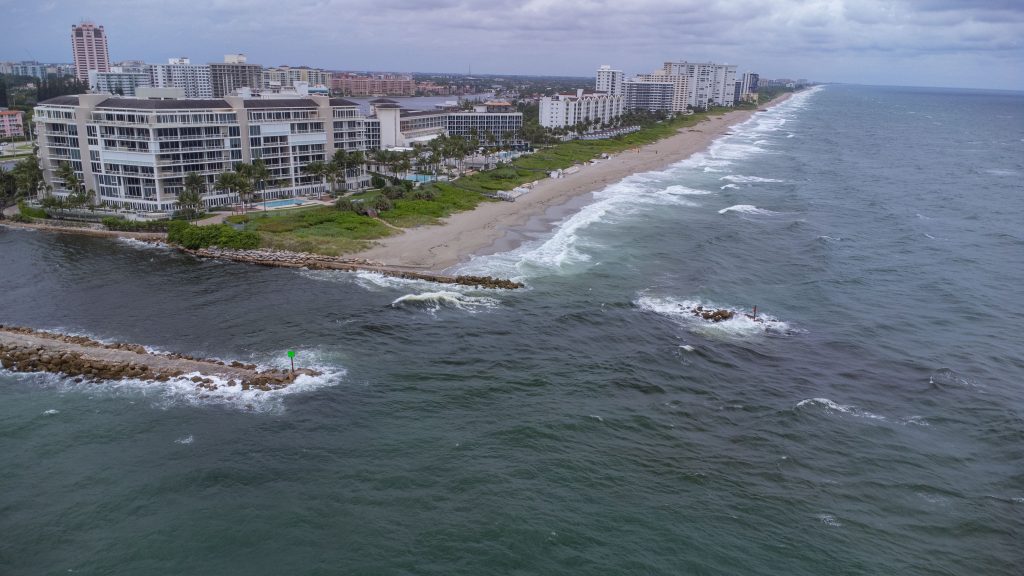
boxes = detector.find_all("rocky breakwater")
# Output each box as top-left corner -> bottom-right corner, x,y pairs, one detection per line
189,247 -> 525,289
0,325 -> 319,392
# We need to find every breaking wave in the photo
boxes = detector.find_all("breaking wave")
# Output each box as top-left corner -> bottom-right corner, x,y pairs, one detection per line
634,295 -> 795,337
795,398 -> 886,421
391,291 -> 499,313
718,204 -> 779,216
720,175 -> 785,183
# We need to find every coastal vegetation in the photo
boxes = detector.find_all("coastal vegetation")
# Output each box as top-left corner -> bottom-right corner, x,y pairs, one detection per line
224,207 -> 392,255
166,221 -> 260,250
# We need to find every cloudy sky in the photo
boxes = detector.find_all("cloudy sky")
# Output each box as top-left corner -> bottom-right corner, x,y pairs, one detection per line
2,0 -> 1022,89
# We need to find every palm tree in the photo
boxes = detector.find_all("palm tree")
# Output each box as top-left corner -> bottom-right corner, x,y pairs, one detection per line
324,161 -> 341,196
55,161 -> 79,195
303,160 -> 328,198
214,172 -> 243,213
179,172 -> 205,222
249,159 -> 270,204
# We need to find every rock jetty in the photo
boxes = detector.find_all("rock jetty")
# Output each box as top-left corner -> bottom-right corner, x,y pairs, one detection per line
0,325 -> 319,391
689,306 -> 736,322
188,247 -> 524,289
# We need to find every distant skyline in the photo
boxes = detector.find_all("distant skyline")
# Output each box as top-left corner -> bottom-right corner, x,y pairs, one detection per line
1,0 -> 1021,90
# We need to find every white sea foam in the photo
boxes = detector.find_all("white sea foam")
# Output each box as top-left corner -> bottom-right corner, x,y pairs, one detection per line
175,435 -> 194,445
720,184 -> 739,190
588,414 -> 604,422
718,204 -> 778,216
634,295 -> 794,338
817,235 -> 842,242
116,237 -> 170,251
679,344 -> 695,352
663,185 -> 713,196
795,398 -> 886,421
391,291 -> 499,313
818,514 -> 843,527
720,175 -> 785,183
43,409 -> 59,415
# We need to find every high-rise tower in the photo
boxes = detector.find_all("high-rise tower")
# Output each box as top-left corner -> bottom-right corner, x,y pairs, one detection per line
71,22 -> 110,82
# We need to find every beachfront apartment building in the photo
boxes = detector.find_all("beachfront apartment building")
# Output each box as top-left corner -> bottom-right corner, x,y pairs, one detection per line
71,23 -> 110,83
0,110 -> 25,138
263,66 -> 332,92
662,61 -> 737,109
538,89 -> 625,129
209,55 -> 263,98
595,65 -> 624,96
1,61 -> 76,79
739,73 -> 759,102
149,59 -> 214,99
33,94 -> 369,213
623,79 -> 675,112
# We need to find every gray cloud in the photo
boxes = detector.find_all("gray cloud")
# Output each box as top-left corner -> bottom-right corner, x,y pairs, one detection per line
0,0 -> 1020,89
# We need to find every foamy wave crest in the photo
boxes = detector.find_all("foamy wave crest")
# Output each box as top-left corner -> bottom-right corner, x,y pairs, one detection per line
720,183 -> 739,190
795,398 -> 886,421
721,175 -> 785,183
391,291 -> 499,313
116,238 -> 170,251
634,295 -> 794,337
300,269 -> 484,294
718,204 -> 778,216
664,185 -> 713,196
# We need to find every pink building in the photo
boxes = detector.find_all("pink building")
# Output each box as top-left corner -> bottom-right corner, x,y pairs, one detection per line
0,110 -> 25,138
71,22 -> 110,82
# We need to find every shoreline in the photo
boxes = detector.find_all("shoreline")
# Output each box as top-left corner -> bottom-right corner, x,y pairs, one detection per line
356,94 -> 793,272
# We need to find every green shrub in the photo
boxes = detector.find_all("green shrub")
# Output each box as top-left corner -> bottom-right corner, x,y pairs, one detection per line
8,213 -> 32,223
18,201 -> 46,219
371,175 -> 386,188
166,221 -> 259,249
101,217 -> 170,232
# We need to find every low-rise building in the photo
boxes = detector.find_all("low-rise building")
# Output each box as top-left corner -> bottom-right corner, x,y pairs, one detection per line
0,109 -> 25,138
367,99 -> 522,149
538,89 -> 624,129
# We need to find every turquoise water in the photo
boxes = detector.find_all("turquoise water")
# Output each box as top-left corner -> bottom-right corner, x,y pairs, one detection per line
405,173 -> 436,182
1,85 -> 1022,574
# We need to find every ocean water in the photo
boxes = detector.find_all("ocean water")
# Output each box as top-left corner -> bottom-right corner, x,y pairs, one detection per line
1,85 -> 1022,574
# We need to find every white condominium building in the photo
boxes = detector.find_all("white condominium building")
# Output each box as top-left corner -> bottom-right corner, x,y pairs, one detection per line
263,66 -> 331,92
623,79 -> 675,112
596,65 -> 624,96
538,89 -> 625,129
33,94 -> 369,212
662,61 -> 737,109
633,71 -> 691,112
89,66 -> 151,96
149,58 -> 214,99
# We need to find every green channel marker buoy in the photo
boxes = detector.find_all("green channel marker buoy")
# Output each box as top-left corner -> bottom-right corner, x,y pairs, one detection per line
287,350 -> 295,372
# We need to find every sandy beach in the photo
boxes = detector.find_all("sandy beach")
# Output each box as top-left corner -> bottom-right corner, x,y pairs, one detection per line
356,95 -> 791,273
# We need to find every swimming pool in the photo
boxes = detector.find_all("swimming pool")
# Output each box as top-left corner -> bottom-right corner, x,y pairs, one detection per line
404,174 -> 435,182
263,198 -> 306,208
